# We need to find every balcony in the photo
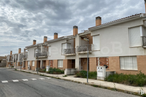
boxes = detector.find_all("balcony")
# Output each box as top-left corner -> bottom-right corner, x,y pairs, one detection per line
77,44 -> 92,54
6,55 -> 13,62
18,53 -> 23,62
63,48 -> 76,56
142,36 -> 146,48
35,47 -> 48,59
23,52 -> 28,60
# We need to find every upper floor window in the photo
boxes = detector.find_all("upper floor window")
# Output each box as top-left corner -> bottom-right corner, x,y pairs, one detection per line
93,35 -> 100,50
62,43 -> 71,54
128,27 -> 142,47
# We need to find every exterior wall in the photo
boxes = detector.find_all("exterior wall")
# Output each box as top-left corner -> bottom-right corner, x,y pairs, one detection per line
47,40 -> 66,60
89,57 -> 97,71
63,59 -> 68,69
27,47 -> 36,61
25,61 -> 28,70
30,60 -> 36,71
107,56 -> 146,75
53,60 -> 58,68
46,60 -> 49,67
81,58 -> 88,70
90,19 -> 146,57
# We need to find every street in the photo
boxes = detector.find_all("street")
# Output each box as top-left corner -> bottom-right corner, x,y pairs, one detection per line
0,68 -> 138,97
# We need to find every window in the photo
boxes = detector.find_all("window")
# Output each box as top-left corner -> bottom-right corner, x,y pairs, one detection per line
62,43 -> 71,54
93,35 -> 100,50
128,27 -> 142,47
120,56 -> 137,70
28,61 -> 30,67
32,61 -> 35,66
48,47 -> 51,56
58,60 -> 63,68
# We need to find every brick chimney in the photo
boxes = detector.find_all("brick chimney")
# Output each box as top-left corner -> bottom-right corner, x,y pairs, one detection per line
144,0 -> 146,13
96,16 -> 101,26
33,40 -> 36,45
44,36 -> 47,43
54,33 -> 58,39
73,26 -> 78,36
18,48 -> 21,54
10,51 -> 12,55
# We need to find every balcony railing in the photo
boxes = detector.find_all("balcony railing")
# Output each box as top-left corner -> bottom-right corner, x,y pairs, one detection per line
77,44 -> 92,52
23,52 -> 28,59
7,55 -> 13,62
35,47 -> 48,58
63,48 -> 76,55
142,36 -> 146,47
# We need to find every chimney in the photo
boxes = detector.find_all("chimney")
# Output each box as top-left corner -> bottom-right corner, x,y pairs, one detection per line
44,36 -> 47,43
33,40 -> 36,45
18,48 -> 21,54
144,0 -> 146,13
54,33 -> 58,39
73,26 -> 78,36
10,51 -> 12,55
96,16 -> 101,26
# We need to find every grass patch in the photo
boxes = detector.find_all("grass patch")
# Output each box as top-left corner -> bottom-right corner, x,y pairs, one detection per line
105,72 -> 146,86
47,68 -> 64,74
75,70 -> 97,79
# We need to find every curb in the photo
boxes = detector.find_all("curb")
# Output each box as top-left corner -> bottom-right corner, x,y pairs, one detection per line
15,69 -> 141,96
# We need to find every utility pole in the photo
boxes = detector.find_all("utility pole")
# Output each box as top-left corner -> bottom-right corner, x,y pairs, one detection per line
87,45 -> 89,83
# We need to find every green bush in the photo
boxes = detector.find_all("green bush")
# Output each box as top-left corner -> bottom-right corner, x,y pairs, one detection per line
76,70 -> 97,79
105,72 -> 146,86
47,68 -> 64,74
142,94 -> 146,97
39,68 -> 46,72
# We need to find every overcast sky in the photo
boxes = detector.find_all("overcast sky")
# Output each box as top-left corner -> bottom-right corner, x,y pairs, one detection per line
0,0 -> 145,56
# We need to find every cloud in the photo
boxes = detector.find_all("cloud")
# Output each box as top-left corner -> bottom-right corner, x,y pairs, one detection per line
0,0 -> 145,55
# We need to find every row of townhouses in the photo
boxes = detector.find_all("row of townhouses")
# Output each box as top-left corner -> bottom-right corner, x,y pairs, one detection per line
6,1 -> 146,75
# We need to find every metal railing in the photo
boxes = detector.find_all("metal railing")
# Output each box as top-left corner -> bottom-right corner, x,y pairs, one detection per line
63,48 -> 76,54
35,47 -> 48,58
23,52 -> 28,59
142,36 -> 146,46
77,44 -> 92,52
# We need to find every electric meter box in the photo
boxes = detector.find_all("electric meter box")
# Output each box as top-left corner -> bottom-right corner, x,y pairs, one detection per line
97,66 -> 106,80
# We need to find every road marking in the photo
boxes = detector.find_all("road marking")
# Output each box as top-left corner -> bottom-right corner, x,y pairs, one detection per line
12,80 -> 19,82
39,78 -> 45,80
31,78 -> 37,80
2,80 -> 8,83
22,79 -> 28,81
46,77 -> 51,79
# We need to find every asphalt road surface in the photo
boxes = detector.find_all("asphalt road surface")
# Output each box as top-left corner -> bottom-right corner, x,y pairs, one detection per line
0,68 -> 138,97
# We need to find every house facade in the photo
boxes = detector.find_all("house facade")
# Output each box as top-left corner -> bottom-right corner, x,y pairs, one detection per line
6,0 -> 146,75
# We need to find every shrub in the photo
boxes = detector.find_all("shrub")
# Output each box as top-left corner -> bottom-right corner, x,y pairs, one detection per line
47,68 -> 64,74
142,94 -> 146,97
105,72 -> 146,86
76,70 -> 97,79
39,68 -> 46,72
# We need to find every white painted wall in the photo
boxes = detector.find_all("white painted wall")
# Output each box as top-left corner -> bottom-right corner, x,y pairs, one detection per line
47,40 -> 66,60
87,18 -> 146,58
27,47 -> 36,61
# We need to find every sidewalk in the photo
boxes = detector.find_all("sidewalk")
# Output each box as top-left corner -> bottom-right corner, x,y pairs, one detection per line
17,69 -> 145,95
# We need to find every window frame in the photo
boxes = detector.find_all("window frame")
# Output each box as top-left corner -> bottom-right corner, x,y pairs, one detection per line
120,56 -> 138,70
